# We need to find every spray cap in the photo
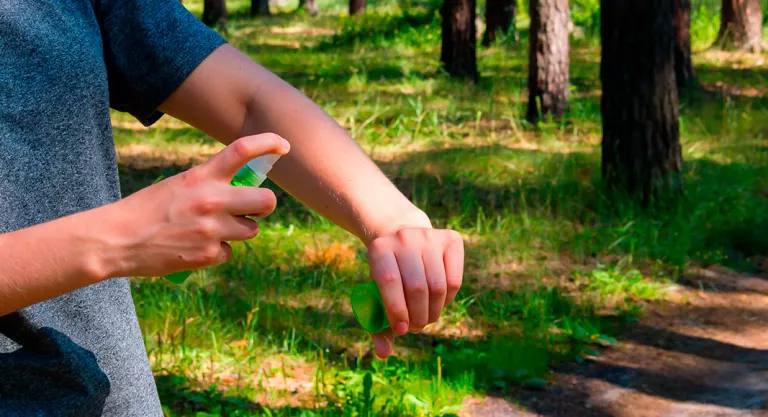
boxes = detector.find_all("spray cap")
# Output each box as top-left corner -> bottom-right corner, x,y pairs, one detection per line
351,281 -> 389,334
246,154 -> 281,177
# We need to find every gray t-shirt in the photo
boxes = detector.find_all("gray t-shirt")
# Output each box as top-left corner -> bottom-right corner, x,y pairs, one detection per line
0,0 -> 225,415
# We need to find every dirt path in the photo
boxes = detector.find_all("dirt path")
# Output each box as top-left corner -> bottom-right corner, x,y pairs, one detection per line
461,265 -> 768,417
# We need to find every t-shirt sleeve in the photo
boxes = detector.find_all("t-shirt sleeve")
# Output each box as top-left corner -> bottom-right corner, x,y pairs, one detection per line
94,0 -> 227,126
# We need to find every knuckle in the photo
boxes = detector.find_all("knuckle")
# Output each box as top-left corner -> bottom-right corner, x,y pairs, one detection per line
180,168 -> 204,186
428,279 -> 447,297
195,194 -> 224,215
447,276 -> 462,293
367,238 -> 388,254
194,219 -> 219,240
385,302 -> 409,319
394,228 -> 409,241
406,280 -> 429,296
377,271 -> 399,286
447,230 -> 463,243
231,138 -> 251,160
199,245 -> 221,264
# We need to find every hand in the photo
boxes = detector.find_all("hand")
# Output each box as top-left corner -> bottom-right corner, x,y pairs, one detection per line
366,223 -> 464,358
104,133 -> 290,278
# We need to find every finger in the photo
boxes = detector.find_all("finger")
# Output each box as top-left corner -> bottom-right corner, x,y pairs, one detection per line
368,245 -> 410,336
395,248 -> 429,332
443,231 -> 464,306
218,215 -> 259,242
370,330 -> 394,359
203,133 -> 289,181
423,245 -> 447,324
220,242 -> 233,263
224,187 -> 277,217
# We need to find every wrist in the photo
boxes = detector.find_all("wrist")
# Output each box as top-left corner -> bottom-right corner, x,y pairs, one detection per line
77,203 -> 133,282
362,203 -> 432,246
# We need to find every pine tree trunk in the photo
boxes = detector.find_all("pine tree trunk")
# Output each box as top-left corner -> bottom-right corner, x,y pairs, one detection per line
526,0 -> 569,123
203,0 -> 228,28
299,0 -> 319,15
440,0 -> 478,81
252,0 -> 270,16
673,0 -> 696,93
601,0 -> 683,202
482,0 -> 517,46
717,0 -> 763,52
350,0 -> 366,15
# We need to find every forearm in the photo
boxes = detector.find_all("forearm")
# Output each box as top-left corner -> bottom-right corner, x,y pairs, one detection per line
0,209 -> 117,316
239,74 -> 430,242
159,45 -> 430,244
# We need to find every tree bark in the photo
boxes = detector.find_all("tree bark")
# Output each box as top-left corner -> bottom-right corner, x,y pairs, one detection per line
526,0 -> 569,123
203,0 -> 227,28
601,0 -> 683,202
298,0 -> 319,15
350,0 -> 366,15
673,0 -> 696,93
252,0 -> 270,16
482,0 -> 517,46
440,0 -> 478,81
717,0 -> 763,52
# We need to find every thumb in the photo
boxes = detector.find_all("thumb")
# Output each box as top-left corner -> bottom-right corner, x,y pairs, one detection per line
203,133 -> 290,181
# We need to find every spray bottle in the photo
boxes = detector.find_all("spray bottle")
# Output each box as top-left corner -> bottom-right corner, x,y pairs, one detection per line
162,153 -> 282,284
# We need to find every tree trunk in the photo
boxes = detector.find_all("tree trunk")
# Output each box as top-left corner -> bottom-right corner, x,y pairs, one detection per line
526,0 -> 569,123
203,0 -> 227,28
673,0 -> 696,93
440,0 -> 478,81
350,0 -> 366,15
716,0 -> 763,52
600,0 -> 683,202
482,0 -> 517,46
252,0 -> 270,16
298,0 -> 319,15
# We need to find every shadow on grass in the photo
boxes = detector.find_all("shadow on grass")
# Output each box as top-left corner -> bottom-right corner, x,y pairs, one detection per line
559,361 -> 768,410
623,323 -> 768,365
156,373 -> 353,417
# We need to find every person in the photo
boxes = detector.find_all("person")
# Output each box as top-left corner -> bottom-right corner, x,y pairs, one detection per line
0,0 -> 464,415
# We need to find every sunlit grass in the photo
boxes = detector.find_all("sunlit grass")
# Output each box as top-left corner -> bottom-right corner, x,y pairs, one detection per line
115,1 -> 768,415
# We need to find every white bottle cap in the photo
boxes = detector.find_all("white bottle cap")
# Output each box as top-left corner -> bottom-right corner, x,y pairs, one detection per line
246,154 -> 281,177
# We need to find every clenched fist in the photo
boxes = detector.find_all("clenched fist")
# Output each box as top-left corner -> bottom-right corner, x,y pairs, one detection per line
366,224 -> 464,358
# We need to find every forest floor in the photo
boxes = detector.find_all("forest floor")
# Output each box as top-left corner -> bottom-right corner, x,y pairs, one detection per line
115,2 -> 768,416
463,261 -> 768,416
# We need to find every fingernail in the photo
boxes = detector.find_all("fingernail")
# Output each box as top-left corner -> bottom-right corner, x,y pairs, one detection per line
395,321 -> 409,335
281,138 -> 290,151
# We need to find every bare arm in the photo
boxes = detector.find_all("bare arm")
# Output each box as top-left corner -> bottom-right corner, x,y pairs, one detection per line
157,44 -> 431,244
0,135 -> 288,317
0,208 -> 115,316
158,45 -> 464,358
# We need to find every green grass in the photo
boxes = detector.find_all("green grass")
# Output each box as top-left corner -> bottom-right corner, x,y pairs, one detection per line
115,0 -> 768,415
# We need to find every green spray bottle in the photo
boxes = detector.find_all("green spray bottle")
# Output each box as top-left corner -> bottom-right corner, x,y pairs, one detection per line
162,153 -> 282,284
